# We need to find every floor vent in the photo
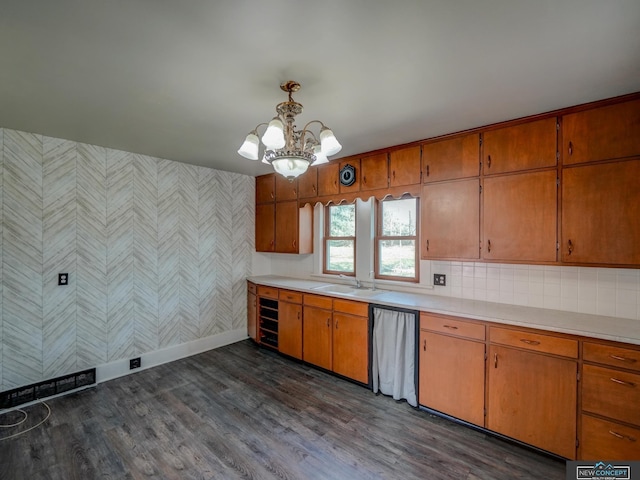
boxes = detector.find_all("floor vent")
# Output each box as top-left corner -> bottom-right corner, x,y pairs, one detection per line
0,368 -> 96,409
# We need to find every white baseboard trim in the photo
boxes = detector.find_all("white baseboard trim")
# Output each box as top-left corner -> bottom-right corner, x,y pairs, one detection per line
96,329 -> 248,384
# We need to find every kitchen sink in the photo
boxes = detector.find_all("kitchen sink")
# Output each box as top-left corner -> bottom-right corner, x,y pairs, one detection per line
312,284 -> 383,298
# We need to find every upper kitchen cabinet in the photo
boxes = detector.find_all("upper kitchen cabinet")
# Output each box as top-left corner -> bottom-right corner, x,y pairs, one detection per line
298,166 -> 318,200
275,174 -> 298,201
482,117 -> 557,175
255,201 -> 312,254
422,134 -> 479,182
483,170 -> 557,263
389,146 -> 421,186
421,178 -> 480,260
317,162 -> 340,197
562,98 -> 640,166
255,203 -> 275,252
360,153 -> 389,191
561,158 -> 640,266
255,174 -> 276,204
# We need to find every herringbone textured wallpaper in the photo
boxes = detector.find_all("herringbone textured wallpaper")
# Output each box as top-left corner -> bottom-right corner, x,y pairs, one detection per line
0,128 -> 255,391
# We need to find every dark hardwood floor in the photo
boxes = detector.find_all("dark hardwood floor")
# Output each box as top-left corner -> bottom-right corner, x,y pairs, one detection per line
0,340 -> 565,479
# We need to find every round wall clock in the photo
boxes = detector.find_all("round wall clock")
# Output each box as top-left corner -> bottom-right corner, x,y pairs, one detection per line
339,164 -> 356,186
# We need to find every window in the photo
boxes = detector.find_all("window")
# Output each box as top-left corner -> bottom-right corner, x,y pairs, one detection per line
376,197 -> 418,281
324,203 -> 356,274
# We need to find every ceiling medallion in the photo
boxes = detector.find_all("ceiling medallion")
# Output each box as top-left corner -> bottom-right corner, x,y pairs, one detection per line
238,81 -> 342,182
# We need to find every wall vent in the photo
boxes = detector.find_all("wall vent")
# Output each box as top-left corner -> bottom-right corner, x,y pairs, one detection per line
0,368 -> 96,409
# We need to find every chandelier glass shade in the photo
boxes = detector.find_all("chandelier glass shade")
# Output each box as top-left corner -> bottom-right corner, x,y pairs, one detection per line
238,81 -> 342,181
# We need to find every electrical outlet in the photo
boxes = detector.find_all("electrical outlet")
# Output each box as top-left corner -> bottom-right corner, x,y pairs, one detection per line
434,274 -> 446,286
130,357 -> 141,370
58,273 -> 68,285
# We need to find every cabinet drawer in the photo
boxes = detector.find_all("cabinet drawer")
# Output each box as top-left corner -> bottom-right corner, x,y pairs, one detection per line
583,342 -> 640,373
257,285 -> 278,299
334,299 -> 368,317
582,364 -> 640,426
580,414 -> 640,461
247,281 -> 257,295
489,326 -> 578,358
279,289 -> 302,304
420,313 -> 485,341
304,294 -> 333,310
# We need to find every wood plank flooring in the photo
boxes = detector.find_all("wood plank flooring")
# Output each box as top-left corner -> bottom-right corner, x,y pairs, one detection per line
0,340 -> 565,479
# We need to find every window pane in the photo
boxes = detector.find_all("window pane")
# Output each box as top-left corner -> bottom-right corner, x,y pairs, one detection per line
378,239 -> 415,277
329,204 -> 355,237
382,198 -> 416,236
326,239 -> 354,272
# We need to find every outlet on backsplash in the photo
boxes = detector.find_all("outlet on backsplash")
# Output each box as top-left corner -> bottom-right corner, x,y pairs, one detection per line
434,274 -> 446,286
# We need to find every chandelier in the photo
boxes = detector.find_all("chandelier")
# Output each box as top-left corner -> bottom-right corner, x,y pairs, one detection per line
238,80 -> 342,181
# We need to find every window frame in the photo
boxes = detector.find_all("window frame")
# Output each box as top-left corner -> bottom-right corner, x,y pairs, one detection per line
374,196 -> 420,283
323,202 -> 356,276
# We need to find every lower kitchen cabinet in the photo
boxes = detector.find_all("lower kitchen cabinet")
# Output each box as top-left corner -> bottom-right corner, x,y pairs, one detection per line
419,314 -> 485,426
303,295 -> 333,371
580,340 -> 640,460
487,329 -> 578,459
278,290 -> 303,360
302,294 -> 369,384
247,282 -> 257,341
332,300 -> 369,384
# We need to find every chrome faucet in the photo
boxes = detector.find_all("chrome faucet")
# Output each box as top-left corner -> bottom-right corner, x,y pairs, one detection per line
369,271 -> 376,291
339,274 -> 361,289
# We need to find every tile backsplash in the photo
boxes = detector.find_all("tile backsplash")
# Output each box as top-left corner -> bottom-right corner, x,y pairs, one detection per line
429,261 -> 640,320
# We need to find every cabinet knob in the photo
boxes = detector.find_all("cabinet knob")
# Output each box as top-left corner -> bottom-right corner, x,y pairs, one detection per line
423,339 -> 426,351
487,155 -> 492,169
494,353 -> 498,368
363,175 -> 367,184
567,239 -> 573,255
392,170 -> 396,180
326,318 -> 330,327
426,239 -> 429,251
335,319 -> 339,329
426,165 -> 430,177
487,239 -> 492,253
568,141 -> 573,156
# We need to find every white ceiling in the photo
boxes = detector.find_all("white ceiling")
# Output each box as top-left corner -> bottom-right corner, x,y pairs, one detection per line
1,1 -> 639,177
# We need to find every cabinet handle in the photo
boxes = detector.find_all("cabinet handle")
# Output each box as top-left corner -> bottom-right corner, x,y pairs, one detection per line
520,339 -> 541,346
327,318 -> 330,328
392,170 -> 396,181
487,239 -> 491,253
297,311 -> 300,320
567,239 -> 573,255
335,319 -> 339,329
423,339 -> 426,351
363,175 -> 367,184
568,141 -> 573,156
292,240 -> 296,249
426,165 -> 430,177
494,353 -> 498,368
610,377 -> 636,387
443,325 -> 458,330
610,354 -> 637,363
426,239 -> 429,251
609,430 -> 637,442
487,155 -> 491,168
312,184 -> 316,193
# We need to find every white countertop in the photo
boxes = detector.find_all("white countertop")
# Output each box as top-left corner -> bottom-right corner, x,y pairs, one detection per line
248,275 -> 640,346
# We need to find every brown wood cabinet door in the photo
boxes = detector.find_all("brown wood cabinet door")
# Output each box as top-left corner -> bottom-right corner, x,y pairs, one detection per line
422,134 -> 479,182
298,166 -> 318,199
255,203 -> 275,252
255,174 -> 275,203
339,159 -> 361,194
360,153 -> 388,191
275,201 -> 299,253
419,331 -> 485,426
332,312 -> 369,384
247,291 -> 257,341
563,98 -> 640,166
483,117 -> 557,175
275,174 -> 298,201
562,159 -> 640,265
278,301 -> 302,359
390,146 -> 421,186
487,345 -> 577,459
303,306 -> 332,370
580,414 -> 640,461
483,170 -> 557,262
421,179 -> 480,260
317,162 -> 339,196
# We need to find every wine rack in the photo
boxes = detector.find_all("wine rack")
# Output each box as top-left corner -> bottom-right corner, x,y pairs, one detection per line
259,297 -> 279,349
